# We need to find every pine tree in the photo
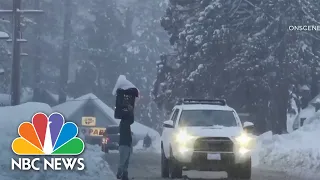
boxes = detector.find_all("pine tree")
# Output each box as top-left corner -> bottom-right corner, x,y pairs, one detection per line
155,0 -> 250,110
227,0 -> 320,133
155,0 -> 320,133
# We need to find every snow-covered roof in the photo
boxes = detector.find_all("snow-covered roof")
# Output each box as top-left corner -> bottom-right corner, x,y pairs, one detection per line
309,93 -> 320,106
52,93 -> 159,138
45,90 -> 73,102
52,93 -> 116,123
300,85 -> 310,91
314,98 -> 320,104
0,31 -> 9,39
178,104 -> 234,111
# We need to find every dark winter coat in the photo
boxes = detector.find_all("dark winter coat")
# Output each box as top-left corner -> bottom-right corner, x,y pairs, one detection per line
119,120 -> 133,146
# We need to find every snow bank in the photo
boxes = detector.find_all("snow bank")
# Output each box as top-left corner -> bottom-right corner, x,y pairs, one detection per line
0,102 -> 52,179
0,103 -> 116,180
255,118 -> 320,177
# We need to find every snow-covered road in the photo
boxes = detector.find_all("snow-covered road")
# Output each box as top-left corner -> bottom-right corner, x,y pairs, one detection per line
104,151 -> 318,180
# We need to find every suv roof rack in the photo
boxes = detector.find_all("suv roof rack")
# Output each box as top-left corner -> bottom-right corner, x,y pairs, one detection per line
178,99 -> 227,106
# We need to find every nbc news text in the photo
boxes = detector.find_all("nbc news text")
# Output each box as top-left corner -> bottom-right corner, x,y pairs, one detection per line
11,158 -> 85,170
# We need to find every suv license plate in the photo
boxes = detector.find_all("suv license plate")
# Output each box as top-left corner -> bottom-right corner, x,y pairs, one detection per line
207,153 -> 221,160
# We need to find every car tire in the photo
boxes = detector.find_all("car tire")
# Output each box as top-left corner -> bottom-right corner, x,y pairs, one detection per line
169,148 -> 182,179
228,157 -> 251,179
161,146 -> 169,178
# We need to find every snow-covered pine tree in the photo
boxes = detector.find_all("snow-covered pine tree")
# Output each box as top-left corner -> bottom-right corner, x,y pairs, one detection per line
226,0 -> 320,133
21,0 -> 64,93
75,0 -> 134,103
120,0 -> 170,130
155,0 -> 251,111
155,0 -> 320,133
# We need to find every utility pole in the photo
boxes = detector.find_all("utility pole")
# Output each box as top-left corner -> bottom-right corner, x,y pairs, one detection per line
0,0 -> 43,105
11,0 -> 22,106
32,0 -> 42,102
59,0 -> 72,104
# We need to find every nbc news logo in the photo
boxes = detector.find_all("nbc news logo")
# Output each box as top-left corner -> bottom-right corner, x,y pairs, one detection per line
11,112 -> 85,170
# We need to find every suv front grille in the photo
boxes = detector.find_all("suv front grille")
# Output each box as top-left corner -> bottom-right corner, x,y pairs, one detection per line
193,137 -> 233,152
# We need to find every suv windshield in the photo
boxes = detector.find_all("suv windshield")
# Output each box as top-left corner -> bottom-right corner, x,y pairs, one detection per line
179,110 -> 238,127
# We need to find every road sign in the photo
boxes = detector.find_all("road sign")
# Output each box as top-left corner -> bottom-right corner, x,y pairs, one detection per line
81,117 -> 96,126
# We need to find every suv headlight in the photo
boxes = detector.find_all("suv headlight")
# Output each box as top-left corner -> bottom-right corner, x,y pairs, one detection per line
175,130 -> 194,144
235,133 -> 252,147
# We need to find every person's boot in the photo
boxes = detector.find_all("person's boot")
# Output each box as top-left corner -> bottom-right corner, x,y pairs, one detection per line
121,171 -> 129,180
116,169 -> 122,179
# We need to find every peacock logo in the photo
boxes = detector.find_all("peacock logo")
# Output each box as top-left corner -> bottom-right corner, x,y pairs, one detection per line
11,112 -> 85,155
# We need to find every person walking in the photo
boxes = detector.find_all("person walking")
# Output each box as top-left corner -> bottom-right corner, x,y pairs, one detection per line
143,133 -> 152,148
113,75 -> 139,180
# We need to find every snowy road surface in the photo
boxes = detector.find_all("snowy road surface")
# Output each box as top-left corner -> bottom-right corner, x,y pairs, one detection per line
104,151 -> 314,180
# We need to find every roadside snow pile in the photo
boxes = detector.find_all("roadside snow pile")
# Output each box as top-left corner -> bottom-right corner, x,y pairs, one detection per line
80,145 -> 116,179
256,119 -> 320,177
0,103 -> 116,180
0,102 -> 52,180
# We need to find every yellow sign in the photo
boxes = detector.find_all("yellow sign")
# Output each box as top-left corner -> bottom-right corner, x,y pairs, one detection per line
89,127 -> 106,136
82,117 -> 96,126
